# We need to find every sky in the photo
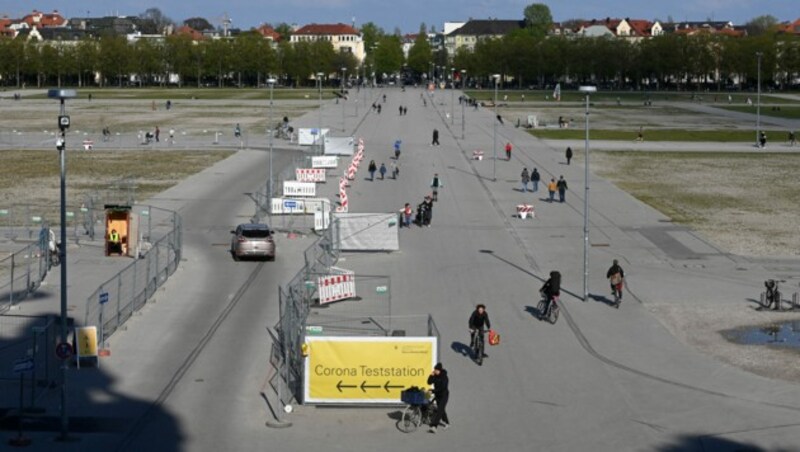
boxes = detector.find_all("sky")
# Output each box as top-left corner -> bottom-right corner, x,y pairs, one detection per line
1,1 -> 797,34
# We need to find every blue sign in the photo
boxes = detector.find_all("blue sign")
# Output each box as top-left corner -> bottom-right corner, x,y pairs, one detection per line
99,292 -> 109,305
284,200 -> 297,209
12,358 -> 34,374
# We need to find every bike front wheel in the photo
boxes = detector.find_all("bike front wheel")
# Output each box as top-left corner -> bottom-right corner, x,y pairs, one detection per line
475,336 -> 484,365
549,305 -> 560,324
398,405 -> 421,433
537,300 -> 547,320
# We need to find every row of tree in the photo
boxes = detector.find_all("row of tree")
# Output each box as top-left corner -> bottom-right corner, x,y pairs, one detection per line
0,27 -> 798,89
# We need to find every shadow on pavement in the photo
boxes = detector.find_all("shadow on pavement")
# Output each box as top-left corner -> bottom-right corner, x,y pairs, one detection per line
588,293 -> 617,307
0,316 -> 183,450
656,434 -> 774,452
450,341 -> 471,358
524,305 -> 543,320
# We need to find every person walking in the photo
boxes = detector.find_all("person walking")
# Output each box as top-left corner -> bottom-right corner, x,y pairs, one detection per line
430,173 -> 443,201
432,128 -> 440,146
789,131 -> 797,147
155,126 -> 160,142
423,195 -> 434,226
234,123 -> 241,138
402,203 -> 412,227
565,146 -> 573,165
505,142 -> 512,160
427,362 -> 450,433
394,139 -> 402,159
547,178 -> 557,202
368,160 -> 377,181
557,175 -> 568,203
379,163 -> 387,180
169,128 -> 175,145
390,161 -> 399,179
759,131 -> 767,148
531,168 -> 540,192
520,168 -> 530,192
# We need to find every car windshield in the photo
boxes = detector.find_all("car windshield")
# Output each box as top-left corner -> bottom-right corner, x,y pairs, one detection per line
241,229 -> 271,238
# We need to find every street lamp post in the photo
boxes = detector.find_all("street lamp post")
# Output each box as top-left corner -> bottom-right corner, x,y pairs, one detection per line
48,88 -> 77,442
317,72 -> 324,154
579,85 -> 597,302
461,70 -> 466,139
492,74 -> 500,181
450,67 -> 455,125
341,67 -> 347,132
756,52 -> 762,148
267,78 -> 276,203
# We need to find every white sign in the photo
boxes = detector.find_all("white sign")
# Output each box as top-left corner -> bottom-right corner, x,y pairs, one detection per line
296,168 -> 327,183
303,198 -> 330,214
271,198 -> 306,214
283,181 -> 316,197
312,156 -> 339,169
314,210 -> 330,231
298,128 -> 330,146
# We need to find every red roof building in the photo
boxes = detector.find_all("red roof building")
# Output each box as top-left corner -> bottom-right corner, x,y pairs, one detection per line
21,9 -> 67,28
289,23 -> 364,62
174,25 -> 205,41
255,24 -> 281,42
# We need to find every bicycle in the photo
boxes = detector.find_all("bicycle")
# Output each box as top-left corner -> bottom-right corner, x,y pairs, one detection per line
470,329 -> 487,365
537,291 -> 560,324
398,388 -> 437,433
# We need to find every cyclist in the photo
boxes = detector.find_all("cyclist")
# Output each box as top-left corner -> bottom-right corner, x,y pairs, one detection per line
540,271 -> 561,314
606,259 -> 625,300
468,304 -> 491,351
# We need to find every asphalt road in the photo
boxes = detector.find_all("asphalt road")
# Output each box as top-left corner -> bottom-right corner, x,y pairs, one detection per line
15,87 -> 800,451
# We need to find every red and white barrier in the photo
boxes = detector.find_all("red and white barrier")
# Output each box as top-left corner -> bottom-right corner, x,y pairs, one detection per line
296,168 -> 326,183
516,204 -> 535,219
318,272 -> 356,304
473,150 -> 484,160
82,140 -> 94,151
336,191 -> 348,212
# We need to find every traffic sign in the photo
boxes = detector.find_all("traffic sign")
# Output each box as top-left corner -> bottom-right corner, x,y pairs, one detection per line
12,358 -> 34,374
375,285 -> 388,294
303,336 -> 436,404
284,200 -> 297,209
55,342 -> 73,360
99,291 -> 109,305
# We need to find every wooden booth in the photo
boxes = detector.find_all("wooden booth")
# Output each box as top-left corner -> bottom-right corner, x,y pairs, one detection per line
105,205 -> 138,257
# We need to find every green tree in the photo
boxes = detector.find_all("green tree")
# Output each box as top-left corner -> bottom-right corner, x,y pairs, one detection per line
523,3 -> 553,37
184,17 -> 214,31
745,15 -> 779,36
274,23 -> 293,41
131,39 -> 161,86
98,35 -> 131,87
406,24 -> 432,77
373,35 -> 403,81
75,38 -> 98,87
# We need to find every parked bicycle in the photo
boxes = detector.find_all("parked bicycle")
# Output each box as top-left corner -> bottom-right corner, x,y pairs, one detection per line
538,290 -> 560,324
398,387 -> 437,433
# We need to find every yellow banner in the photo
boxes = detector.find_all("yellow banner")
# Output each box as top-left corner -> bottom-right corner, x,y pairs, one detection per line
76,326 -> 98,358
304,336 -> 437,404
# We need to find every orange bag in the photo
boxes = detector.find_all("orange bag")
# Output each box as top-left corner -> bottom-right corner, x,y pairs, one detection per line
488,329 -> 500,346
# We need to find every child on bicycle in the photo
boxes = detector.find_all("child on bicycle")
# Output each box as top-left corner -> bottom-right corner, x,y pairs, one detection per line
606,259 -> 625,299
468,304 -> 491,350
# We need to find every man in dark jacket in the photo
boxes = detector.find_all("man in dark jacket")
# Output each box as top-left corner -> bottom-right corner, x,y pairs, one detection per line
556,175 -> 568,202
468,304 -> 491,351
540,271 -> 561,314
427,363 -> 450,433
566,146 -> 573,165
606,259 -> 625,297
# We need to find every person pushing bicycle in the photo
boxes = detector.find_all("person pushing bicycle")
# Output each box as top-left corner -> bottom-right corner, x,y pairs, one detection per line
606,259 -> 625,300
468,304 -> 491,351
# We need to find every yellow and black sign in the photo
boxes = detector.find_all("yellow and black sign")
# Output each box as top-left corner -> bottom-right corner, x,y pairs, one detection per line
76,326 -> 98,358
303,336 -> 437,404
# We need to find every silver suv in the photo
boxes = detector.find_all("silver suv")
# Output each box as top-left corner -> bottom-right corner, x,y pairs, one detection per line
230,223 -> 275,261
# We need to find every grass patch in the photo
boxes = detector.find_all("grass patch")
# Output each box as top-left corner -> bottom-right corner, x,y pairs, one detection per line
28,88 -> 341,101
464,89 -> 792,104
529,128 -> 755,142
717,105 -> 800,120
0,149 -> 234,208
591,151 -> 800,256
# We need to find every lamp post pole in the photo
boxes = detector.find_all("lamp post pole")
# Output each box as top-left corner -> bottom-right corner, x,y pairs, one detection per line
461,69 -> 466,140
493,74 -> 499,181
756,52 -> 762,148
49,88 -> 77,441
317,72 -> 323,154
579,85 -> 597,302
450,67 -> 455,124
341,67 -> 347,132
267,78 -> 276,203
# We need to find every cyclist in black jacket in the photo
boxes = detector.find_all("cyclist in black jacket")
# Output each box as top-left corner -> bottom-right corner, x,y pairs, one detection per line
540,271 -> 561,313
468,304 -> 491,349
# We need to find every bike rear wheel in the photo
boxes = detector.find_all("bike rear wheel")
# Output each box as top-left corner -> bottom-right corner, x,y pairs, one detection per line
474,334 -> 484,366
537,300 -> 547,320
398,405 -> 421,433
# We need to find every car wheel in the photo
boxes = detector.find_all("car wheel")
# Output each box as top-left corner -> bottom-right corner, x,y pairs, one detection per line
232,251 -> 240,261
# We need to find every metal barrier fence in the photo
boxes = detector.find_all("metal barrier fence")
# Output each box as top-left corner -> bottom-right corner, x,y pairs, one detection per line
84,209 -> 182,345
0,242 -> 49,313
0,315 -> 60,410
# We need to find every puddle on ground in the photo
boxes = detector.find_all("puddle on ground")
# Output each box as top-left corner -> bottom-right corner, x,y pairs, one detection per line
722,321 -> 800,347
